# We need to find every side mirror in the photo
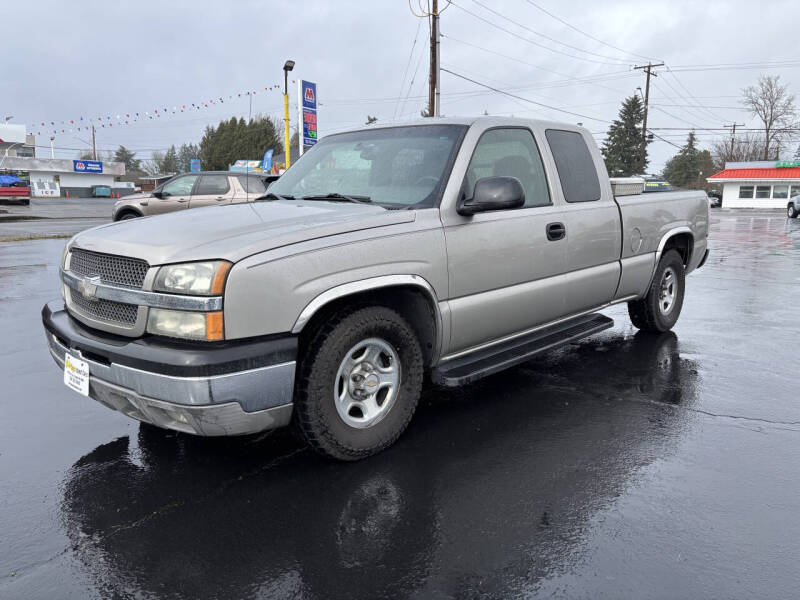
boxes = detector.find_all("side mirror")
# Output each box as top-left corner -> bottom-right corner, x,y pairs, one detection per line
152,191 -> 163,199
457,176 -> 525,216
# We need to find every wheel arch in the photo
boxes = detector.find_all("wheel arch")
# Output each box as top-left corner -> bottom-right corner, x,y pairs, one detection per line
645,227 -> 694,290
660,228 -> 694,267
113,207 -> 143,221
292,276 -> 443,368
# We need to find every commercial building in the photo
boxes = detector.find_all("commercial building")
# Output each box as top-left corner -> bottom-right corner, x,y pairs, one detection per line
0,123 -> 36,158
707,161 -> 800,209
0,156 -> 126,198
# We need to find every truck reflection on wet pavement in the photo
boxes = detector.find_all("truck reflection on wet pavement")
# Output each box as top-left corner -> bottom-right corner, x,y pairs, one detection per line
1,212 -> 799,599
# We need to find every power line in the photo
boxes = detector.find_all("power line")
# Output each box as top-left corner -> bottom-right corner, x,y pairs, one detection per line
442,34 -> 635,95
393,19 -> 423,120
467,0 -> 634,63
650,80 -> 719,127
651,105 -> 704,129
447,0 -> 632,66
440,68 -> 609,122
522,0 -> 658,61
664,67 -> 732,124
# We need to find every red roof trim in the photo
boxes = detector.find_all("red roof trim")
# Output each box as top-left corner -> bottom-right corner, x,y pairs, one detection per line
708,167 -> 800,179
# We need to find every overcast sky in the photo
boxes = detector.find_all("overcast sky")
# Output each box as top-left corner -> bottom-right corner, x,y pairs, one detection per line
4,0 -> 800,171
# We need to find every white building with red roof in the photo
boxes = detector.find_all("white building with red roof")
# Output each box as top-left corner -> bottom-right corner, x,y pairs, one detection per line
707,161 -> 800,209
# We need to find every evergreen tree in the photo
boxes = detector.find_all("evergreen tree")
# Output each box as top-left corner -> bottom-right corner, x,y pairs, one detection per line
159,145 -> 179,173
176,143 -> 200,172
113,145 -> 140,171
199,115 -> 283,170
601,95 -> 647,176
662,131 -> 713,189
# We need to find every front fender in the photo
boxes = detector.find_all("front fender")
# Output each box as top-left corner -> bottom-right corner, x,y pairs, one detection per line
222,217 -> 448,340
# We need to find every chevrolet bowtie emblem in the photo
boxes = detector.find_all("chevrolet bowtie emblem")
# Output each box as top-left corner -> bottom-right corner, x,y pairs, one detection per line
78,275 -> 101,301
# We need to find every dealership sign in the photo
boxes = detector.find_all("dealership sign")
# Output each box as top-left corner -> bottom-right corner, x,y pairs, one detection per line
300,80 -> 318,147
73,160 -> 103,173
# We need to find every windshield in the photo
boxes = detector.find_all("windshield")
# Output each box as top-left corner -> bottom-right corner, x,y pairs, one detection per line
268,124 -> 467,208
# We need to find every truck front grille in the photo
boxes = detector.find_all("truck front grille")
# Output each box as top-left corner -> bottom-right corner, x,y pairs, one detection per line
70,249 -> 149,288
70,291 -> 138,327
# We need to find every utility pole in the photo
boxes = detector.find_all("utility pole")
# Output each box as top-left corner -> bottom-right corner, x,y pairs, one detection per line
724,123 -> 745,161
427,0 -> 440,117
91,125 -> 97,161
634,62 -> 664,174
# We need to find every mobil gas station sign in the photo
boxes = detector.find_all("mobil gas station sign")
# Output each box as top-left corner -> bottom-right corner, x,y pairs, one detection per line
301,80 -> 318,147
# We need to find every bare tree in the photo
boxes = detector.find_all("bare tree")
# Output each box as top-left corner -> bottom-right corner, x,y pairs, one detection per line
141,151 -> 165,176
741,75 -> 797,160
710,133 -> 766,171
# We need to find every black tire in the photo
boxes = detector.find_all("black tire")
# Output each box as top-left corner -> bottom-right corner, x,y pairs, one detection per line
116,211 -> 140,221
787,204 -> 798,219
294,305 -> 423,461
628,249 -> 686,333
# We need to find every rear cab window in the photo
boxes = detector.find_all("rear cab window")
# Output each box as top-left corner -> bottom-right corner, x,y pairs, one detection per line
545,129 -> 601,203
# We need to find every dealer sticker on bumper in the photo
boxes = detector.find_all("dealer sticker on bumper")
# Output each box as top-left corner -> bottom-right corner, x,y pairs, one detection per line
64,352 -> 90,396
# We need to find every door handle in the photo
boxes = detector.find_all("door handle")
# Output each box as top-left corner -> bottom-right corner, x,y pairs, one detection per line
215,196 -> 225,200
177,198 -> 189,203
546,222 -> 566,241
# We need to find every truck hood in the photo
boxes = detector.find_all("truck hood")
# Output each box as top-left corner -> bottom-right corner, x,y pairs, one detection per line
71,200 -> 417,265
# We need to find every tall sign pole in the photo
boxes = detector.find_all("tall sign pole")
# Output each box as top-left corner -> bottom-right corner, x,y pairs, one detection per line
634,62 -> 664,174
283,73 -> 291,169
282,60 -> 295,170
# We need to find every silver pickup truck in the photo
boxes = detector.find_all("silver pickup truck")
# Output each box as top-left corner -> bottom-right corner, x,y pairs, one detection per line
42,117 -> 709,460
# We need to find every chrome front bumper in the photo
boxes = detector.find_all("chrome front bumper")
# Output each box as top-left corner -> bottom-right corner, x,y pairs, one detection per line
43,302 -> 296,436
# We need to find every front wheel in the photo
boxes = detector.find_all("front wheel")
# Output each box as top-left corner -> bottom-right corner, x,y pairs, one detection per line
628,249 -> 686,333
294,306 -> 424,461
787,204 -> 798,219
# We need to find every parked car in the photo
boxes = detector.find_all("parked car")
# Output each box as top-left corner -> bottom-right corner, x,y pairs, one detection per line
0,174 -> 30,205
43,117 -> 709,460
111,171 -> 274,220
707,191 -> 722,208
787,195 -> 799,218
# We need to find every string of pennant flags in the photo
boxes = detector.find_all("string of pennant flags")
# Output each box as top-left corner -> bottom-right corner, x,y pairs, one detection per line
34,82 -> 297,137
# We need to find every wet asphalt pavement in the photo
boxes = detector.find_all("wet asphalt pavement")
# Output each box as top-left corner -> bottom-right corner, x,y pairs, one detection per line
1,212 -> 799,599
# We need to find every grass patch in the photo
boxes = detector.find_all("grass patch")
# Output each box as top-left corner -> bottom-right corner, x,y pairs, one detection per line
0,233 -> 72,243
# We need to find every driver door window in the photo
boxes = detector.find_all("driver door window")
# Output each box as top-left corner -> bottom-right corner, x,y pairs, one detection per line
464,128 -> 550,207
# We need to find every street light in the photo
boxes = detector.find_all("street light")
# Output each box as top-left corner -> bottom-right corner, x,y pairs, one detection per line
0,142 -> 24,169
4,116 -> 14,122
283,60 -> 295,169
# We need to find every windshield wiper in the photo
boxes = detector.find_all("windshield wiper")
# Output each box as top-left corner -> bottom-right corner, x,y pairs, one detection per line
301,193 -> 372,204
255,192 -> 295,201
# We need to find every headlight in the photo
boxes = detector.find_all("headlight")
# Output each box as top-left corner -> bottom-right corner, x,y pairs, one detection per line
154,261 -> 231,296
147,309 -> 224,341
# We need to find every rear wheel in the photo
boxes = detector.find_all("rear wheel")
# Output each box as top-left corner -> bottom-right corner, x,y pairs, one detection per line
294,306 -> 423,460
787,204 -> 798,219
628,249 -> 686,333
